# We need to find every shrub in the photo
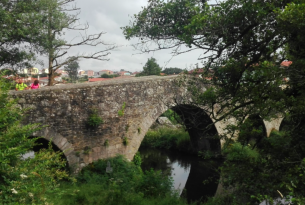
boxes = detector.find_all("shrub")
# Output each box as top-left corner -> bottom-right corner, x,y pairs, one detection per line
141,127 -> 192,152
0,77 -> 71,204
104,139 -> 109,147
133,152 -> 142,167
118,102 -> 126,117
87,109 -> 103,128
123,137 -> 129,146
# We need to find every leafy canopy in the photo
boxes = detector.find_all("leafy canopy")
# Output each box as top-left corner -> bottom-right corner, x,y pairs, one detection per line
142,57 -> 162,76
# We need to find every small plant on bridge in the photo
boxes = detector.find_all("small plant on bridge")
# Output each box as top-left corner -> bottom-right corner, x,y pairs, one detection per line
83,146 -> 91,155
137,127 -> 141,134
87,109 -> 103,128
75,151 -> 80,157
123,137 -> 129,146
125,124 -> 130,132
104,139 -> 109,147
118,102 -> 126,117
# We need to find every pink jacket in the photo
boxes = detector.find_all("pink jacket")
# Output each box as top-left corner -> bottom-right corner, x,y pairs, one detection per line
30,83 -> 40,89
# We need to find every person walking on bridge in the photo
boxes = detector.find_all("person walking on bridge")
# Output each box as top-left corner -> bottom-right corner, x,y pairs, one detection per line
30,80 -> 40,90
15,79 -> 28,91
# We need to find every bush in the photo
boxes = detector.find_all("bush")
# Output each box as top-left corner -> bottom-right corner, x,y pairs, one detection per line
0,77 -> 71,204
141,127 -> 192,152
87,109 -> 103,128
48,155 -> 187,205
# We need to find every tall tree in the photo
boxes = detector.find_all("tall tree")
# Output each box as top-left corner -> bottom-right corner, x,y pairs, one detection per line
64,57 -> 79,82
124,0 -> 305,204
142,57 -> 161,75
0,0 -> 47,70
38,0 -> 115,85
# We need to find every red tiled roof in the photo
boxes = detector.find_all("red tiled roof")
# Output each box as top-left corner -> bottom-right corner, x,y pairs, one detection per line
281,61 -> 292,67
88,78 -> 112,82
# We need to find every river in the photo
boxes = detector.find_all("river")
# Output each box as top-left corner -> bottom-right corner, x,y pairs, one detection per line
138,147 -> 221,203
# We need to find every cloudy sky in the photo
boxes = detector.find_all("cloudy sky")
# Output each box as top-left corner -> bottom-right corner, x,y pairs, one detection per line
38,0 -> 214,72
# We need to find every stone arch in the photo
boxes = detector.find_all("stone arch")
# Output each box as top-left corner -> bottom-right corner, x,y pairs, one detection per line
127,103 -> 222,159
32,127 -> 80,172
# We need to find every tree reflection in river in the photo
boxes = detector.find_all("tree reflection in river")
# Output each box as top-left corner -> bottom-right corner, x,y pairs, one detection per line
139,147 -> 221,203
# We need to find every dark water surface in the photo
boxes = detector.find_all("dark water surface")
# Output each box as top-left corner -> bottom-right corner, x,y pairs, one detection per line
139,147 -> 221,203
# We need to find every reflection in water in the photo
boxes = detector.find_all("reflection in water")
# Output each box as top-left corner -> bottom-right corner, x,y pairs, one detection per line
139,147 -> 221,203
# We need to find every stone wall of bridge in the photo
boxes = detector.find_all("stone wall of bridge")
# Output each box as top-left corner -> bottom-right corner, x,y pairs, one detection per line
11,76 -> 183,172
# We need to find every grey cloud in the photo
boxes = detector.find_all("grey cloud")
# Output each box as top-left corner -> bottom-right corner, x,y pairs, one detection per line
37,0 -> 207,72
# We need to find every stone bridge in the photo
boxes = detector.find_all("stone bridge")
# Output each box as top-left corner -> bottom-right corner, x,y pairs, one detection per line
10,75 -> 283,172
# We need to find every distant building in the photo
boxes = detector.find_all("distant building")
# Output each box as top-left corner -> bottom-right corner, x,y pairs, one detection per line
19,67 -> 39,75
118,71 -> 131,76
99,70 -> 113,75
85,70 -> 95,77
78,70 -> 85,76
41,68 -> 49,74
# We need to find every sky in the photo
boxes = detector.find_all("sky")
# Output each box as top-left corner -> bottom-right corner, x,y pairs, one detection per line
37,0 -> 212,72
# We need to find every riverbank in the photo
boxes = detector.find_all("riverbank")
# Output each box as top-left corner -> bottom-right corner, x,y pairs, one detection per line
47,155 -> 193,205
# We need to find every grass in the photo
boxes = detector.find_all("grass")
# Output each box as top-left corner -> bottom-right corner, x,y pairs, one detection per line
47,155 -> 192,205
141,127 -> 192,153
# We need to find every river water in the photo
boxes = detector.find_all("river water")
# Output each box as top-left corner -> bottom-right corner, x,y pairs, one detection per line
138,147 -> 221,203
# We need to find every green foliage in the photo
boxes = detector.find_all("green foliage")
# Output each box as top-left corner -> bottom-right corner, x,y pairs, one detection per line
142,57 -> 162,76
75,151 -> 80,157
83,146 -> 91,155
125,124 -> 130,132
64,57 -> 79,82
0,77 -> 71,204
101,73 -> 118,78
137,127 -> 141,134
0,0 -> 47,69
160,109 -> 181,125
40,73 -> 48,77
87,109 -> 103,128
123,137 -> 129,146
142,127 -> 192,153
133,152 -> 142,167
49,156 -> 184,205
118,102 -> 126,117
104,139 -> 109,147
162,68 -> 184,75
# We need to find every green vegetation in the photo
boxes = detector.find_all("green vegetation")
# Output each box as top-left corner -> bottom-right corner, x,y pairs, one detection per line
137,127 -> 141,134
101,73 -> 119,78
123,137 -> 129,146
64,57 -> 80,82
87,109 -> 104,128
133,152 -> 142,167
160,109 -> 181,125
162,68 -> 184,75
125,124 -> 130,132
47,155 -> 190,205
83,146 -> 91,155
136,57 -> 162,76
118,102 -> 126,117
104,139 -> 110,147
142,127 -> 192,153
0,76 -> 70,204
